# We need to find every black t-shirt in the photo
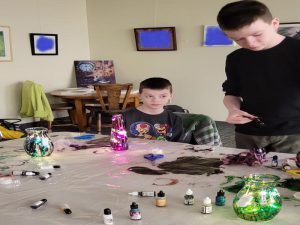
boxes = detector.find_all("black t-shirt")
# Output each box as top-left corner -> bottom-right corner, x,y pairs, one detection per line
223,37 -> 300,135
122,108 -> 184,142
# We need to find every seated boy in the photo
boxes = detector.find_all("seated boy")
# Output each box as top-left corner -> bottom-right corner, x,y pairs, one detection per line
123,77 -> 184,142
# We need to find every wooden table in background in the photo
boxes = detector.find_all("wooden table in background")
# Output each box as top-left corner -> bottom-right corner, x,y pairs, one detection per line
50,90 -> 140,132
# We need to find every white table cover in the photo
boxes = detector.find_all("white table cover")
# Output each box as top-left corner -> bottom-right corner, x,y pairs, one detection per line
0,132 -> 298,225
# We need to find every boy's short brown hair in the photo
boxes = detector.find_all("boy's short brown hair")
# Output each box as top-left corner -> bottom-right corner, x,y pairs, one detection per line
217,0 -> 273,31
139,77 -> 172,94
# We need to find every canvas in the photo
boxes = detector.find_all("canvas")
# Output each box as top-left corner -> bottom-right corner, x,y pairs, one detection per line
74,60 -> 116,87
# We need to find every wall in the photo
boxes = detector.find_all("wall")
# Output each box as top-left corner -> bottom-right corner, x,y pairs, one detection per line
0,0 -> 90,120
86,0 -> 300,120
1,0 -> 300,122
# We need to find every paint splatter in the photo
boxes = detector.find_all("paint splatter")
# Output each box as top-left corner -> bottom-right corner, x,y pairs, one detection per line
158,156 -> 223,176
127,166 -> 167,175
152,177 -> 178,186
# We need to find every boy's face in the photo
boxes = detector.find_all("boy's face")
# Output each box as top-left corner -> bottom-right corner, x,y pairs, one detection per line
223,18 -> 280,51
139,88 -> 172,111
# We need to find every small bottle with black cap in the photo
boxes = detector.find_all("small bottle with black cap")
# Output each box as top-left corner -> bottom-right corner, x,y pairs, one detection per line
155,190 -> 167,207
129,202 -> 141,220
103,208 -> 113,224
215,190 -> 226,206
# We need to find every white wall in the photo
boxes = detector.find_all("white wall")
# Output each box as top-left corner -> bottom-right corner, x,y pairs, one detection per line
0,0 -> 90,119
86,0 -> 300,120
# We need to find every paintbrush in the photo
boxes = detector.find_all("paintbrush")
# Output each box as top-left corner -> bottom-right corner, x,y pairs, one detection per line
243,116 -> 266,127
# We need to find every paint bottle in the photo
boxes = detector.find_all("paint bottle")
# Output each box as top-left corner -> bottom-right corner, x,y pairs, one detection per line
156,190 -> 167,207
129,202 -> 141,220
128,191 -> 156,197
39,173 -> 52,180
184,189 -> 194,205
215,190 -> 226,206
40,165 -> 61,170
31,199 -> 47,209
201,197 -> 212,214
103,208 -> 113,225
271,155 -> 278,167
61,204 -> 72,214
12,170 -> 39,176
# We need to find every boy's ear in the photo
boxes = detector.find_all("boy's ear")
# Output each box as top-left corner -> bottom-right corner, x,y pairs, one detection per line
272,17 -> 280,29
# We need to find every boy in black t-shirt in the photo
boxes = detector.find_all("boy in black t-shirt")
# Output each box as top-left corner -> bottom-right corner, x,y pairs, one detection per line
217,0 -> 300,153
123,77 -> 183,142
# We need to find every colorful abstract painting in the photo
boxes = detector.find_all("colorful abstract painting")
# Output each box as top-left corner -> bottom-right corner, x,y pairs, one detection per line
0,26 -> 12,61
74,60 -> 116,87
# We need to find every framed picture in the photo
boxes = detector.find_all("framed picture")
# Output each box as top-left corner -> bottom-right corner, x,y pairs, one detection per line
0,25 -> 12,62
203,25 -> 235,47
134,27 -> 177,51
29,33 -> 58,55
74,60 -> 116,87
278,23 -> 300,39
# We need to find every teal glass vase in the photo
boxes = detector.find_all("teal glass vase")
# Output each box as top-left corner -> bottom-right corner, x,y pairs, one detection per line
24,127 -> 54,157
233,174 -> 282,221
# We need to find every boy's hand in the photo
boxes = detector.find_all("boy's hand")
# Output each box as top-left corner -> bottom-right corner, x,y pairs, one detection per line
226,109 -> 256,124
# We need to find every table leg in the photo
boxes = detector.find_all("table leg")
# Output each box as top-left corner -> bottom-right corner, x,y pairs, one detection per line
74,99 -> 87,132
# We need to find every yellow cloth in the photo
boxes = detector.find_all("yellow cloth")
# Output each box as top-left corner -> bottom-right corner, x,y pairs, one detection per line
0,125 -> 24,139
20,80 -> 54,121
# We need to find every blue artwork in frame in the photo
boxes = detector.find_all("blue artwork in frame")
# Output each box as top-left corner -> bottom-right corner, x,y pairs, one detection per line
203,26 -> 235,46
29,33 -> 58,55
134,27 -> 177,51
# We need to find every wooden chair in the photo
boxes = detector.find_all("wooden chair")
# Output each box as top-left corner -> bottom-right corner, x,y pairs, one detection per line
48,102 -> 76,131
87,83 -> 133,133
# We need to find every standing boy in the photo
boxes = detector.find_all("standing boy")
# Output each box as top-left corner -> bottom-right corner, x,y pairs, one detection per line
123,77 -> 183,142
217,0 -> 300,153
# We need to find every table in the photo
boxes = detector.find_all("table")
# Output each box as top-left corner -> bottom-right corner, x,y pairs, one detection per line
0,133 -> 299,225
50,89 -> 140,132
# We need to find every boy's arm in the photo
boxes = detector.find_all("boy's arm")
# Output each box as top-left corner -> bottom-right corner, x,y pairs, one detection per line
223,95 -> 255,124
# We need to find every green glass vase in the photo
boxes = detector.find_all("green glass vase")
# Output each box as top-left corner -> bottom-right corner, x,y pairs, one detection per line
233,174 -> 282,221
24,127 -> 54,157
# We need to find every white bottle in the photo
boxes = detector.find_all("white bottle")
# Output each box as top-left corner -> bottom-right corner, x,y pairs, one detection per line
103,208 -> 113,225
184,189 -> 195,205
201,197 -> 212,214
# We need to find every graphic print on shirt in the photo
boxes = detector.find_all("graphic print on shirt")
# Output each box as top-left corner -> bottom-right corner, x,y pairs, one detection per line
130,122 -> 172,140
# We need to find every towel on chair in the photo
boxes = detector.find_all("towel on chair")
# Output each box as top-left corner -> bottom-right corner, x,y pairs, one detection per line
175,113 -> 222,146
20,80 -> 54,121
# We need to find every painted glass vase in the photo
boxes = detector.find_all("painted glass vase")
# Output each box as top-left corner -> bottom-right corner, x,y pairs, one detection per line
233,174 -> 282,221
110,114 -> 128,151
24,127 -> 54,157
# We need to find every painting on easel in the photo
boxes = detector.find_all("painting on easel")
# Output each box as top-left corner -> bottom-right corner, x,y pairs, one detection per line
74,60 -> 116,87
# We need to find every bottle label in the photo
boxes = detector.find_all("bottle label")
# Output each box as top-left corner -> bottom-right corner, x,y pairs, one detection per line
141,191 -> 155,197
201,205 -> 212,214
130,211 -> 141,220
103,215 -> 113,225
184,195 -> 194,205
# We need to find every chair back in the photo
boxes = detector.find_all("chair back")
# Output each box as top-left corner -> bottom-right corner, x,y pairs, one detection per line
94,83 -> 133,112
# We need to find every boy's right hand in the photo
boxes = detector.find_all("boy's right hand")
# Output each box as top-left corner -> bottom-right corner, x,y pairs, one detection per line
226,109 -> 256,124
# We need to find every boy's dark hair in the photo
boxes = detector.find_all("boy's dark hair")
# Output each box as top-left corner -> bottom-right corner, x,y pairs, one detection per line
139,77 -> 172,93
217,0 -> 273,31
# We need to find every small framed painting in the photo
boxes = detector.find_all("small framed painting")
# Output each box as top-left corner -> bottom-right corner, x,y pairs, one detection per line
203,25 -> 235,47
29,33 -> 58,55
0,25 -> 12,62
74,60 -> 116,87
278,23 -> 300,39
134,27 -> 177,51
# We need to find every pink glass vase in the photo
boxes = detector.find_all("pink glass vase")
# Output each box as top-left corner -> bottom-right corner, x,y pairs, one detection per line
110,114 -> 128,151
